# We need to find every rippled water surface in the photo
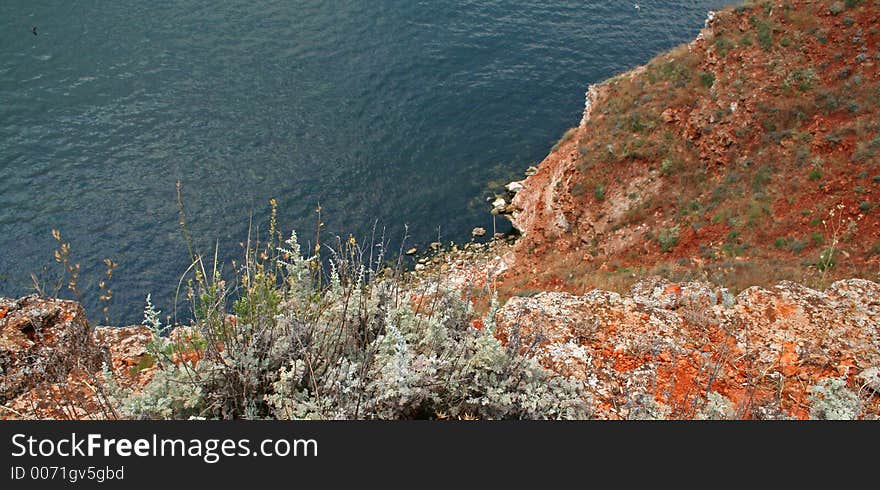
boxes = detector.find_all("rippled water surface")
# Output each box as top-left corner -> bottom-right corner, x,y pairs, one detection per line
1,0 -> 727,322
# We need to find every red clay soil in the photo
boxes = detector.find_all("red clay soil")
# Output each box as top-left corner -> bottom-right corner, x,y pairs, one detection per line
500,0 -> 880,300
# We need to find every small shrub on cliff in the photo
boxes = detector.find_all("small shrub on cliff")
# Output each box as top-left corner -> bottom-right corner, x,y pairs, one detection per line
657,226 -> 680,253
552,127 -> 578,151
660,157 -> 679,176
790,239 -> 808,255
625,394 -> 670,420
108,201 -> 590,419
752,17 -> 775,51
817,248 -> 837,272
783,68 -> 816,93
714,36 -> 736,57
114,363 -> 208,420
700,71 -> 716,89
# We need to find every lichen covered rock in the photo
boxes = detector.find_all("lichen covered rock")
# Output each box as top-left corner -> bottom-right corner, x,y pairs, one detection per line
1,296 -> 155,419
0,295 -> 104,405
496,278 -> 880,419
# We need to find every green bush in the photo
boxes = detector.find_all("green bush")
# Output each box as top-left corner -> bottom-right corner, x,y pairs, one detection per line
790,239 -> 808,255
752,17 -> 775,51
817,248 -> 836,271
714,36 -> 736,57
700,71 -> 716,89
783,69 -> 816,92
660,158 -> 678,176
658,226 -> 680,253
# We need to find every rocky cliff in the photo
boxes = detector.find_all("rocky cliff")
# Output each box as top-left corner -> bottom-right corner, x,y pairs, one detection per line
496,277 -> 880,419
3,275 -> 879,419
496,0 -> 880,297
407,0 -> 880,419
3,0 -> 879,420
1,296 -> 152,419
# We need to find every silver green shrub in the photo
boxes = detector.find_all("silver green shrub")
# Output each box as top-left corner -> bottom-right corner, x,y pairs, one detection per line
267,282 -> 589,420
696,391 -> 735,420
625,394 -> 670,420
116,364 -> 208,419
100,299 -> 211,420
808,376 -> 862,420
113,228 -> 591,420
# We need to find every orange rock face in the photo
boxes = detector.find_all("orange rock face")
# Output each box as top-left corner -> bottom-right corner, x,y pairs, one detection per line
1,295 -> 104,409
1,296 -> 156,420
495,277 -> 880,419
503,0 -> 880,296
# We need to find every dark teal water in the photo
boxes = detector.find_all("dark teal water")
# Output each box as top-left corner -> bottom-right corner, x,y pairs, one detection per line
1,0 -> 727,323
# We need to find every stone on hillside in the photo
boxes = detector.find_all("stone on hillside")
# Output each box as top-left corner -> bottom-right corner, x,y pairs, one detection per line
505,181 -> 525,193
0,295 -> 104,404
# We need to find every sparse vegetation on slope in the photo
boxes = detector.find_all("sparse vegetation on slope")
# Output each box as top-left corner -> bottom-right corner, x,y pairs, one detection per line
96,218 -> 590,420
506,0 -> 880,297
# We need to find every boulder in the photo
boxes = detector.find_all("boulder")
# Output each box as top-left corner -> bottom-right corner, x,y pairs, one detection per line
494,278 -> 880,419
1,295 -> 104,405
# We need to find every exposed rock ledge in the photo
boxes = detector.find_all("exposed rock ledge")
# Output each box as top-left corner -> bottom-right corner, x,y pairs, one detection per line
1,295 -> 152,420
3,277 -> 878,419
496,278 -> 880,419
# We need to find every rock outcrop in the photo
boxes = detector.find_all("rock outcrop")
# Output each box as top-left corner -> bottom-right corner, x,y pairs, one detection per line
1,296 -> 153,419
6,275 -> 877,419
0,295 -> 104,405
496,278 -> 880,419
501,0 -> 880,295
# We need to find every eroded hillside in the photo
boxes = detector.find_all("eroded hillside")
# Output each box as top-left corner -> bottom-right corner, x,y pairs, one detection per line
499,0 -> 880,296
